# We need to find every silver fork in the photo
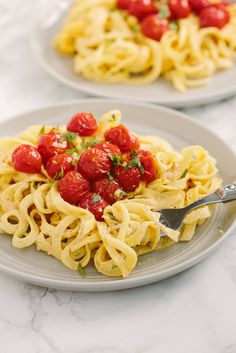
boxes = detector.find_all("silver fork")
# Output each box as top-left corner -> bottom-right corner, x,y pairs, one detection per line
153,183 -> 236,232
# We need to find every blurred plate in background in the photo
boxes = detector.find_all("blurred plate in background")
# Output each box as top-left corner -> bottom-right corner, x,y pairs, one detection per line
31,0 -> 236,108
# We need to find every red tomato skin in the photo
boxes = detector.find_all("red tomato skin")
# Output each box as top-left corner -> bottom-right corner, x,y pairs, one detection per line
12,144 -> 42,174
58,170 -> 90,205
114,165 -> 141,192
104,125 -> 140,153
77,148 -> 112,180
137,150 -> 157,183
117,0 -> 132,10
46,153 -> 74,179
200,6 -> 230,29
37,130 -> 69,163
79,192 -> 108,221
67,112 -> 97,136
128,0 -> 158,21
93,176 -> 125,204
188,0 -> 210,13
169,0 -> 191,19
95,141 -> 122,156
141,15 -> 169,41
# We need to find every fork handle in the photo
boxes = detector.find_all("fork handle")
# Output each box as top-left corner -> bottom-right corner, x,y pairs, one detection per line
185,183 -> 236,212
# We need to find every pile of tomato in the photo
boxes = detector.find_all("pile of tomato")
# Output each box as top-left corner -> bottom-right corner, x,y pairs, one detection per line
12,112 -> 157,221
117,0 -> 230,41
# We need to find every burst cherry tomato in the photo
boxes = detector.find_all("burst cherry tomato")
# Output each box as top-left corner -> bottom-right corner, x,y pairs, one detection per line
200,6 -> 230,29
114,165 -> 141,192
79,193 -> 108,221
128,0 -> 158,21
188,0 -> 210,13
117,0 -> 132,10
104,125 -> 140,153
93,176 -> 125,204
67,112 -> 97,136
95,141 -> 122,156
169,0 -> 191,19
77,148 -> 112,180
137,150 -> 157,183
141,15 -> 169,41
37,130 -> 69,163
46,153 -> 74,179
58,170 -> 90,205
12,144 -> 42,174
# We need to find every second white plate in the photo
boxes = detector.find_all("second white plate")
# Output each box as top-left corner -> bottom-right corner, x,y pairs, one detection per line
31,0 -> 236,108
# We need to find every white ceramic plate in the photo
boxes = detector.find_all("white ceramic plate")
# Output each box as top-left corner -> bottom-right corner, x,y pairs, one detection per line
31,0 -> 236,108
0,99 -> 235,291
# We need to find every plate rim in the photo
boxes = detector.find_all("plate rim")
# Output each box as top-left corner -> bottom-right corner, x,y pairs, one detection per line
0,98 -> 236,291
30,4 -> 236,109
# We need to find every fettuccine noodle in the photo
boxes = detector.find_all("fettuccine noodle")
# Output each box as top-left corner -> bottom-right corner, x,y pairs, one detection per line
0,110 -> 222,277
53,0 -> 236,91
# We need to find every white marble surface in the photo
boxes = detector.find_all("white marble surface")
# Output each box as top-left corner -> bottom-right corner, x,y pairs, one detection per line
0,1 -> 236,352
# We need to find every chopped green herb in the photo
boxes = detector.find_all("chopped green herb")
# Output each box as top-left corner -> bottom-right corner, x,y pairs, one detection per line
51,167 -> 64,183
81,139 -> 100,150
91,194 -> 102,203
130,150 -> 138,157
78,263 -> 85,277
121,160 -> 128,169
170,21 -> 178,31
108,153 -> 124,167
39,125 -> 45,136
112,263 -> 118,269
114,189 -> 127,199
180,169 -> 188,179
71,154 -> 81,166
158,5 -> 170,19
107,172 -> 114,180
129,157 -> 145,174
109,114 -> 116,122
66,147 -> 77,155
63,132 -> 78,144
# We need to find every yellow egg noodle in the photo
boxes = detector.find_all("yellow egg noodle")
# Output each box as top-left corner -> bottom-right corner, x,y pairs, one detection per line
0,110 -> 222,277
53,0 -> 236,92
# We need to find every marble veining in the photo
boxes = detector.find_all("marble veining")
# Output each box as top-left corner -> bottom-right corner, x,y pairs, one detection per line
0,0 -> 236,352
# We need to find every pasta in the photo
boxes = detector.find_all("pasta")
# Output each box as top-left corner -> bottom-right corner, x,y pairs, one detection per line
0,110 -> 222,277
53,0 -> 236,91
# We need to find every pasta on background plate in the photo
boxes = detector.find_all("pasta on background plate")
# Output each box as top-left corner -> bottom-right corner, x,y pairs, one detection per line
0,110 -> 221,277
53,0 -> 236,91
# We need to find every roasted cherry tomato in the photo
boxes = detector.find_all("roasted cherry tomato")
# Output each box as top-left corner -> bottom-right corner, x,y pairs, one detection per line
77,148 -> 112,180
114,165 -> 141,192
12,144 -> 42,174
188,0 -> 210,13
128,0 -> 158,21
58,170 -> 90,205
104,125 -> 140,153
93,176 -> 125,204
137,150 -> 157,183
169,0 -> 191,19
37,130 -> 69,163
95,141 -> 122,156
79,192 -> 108,221
200,5 -> 230,29
46,153 -> 74,179
67,112 -> 97,136
141,15 -> 169,41
117,0 -> 132,10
